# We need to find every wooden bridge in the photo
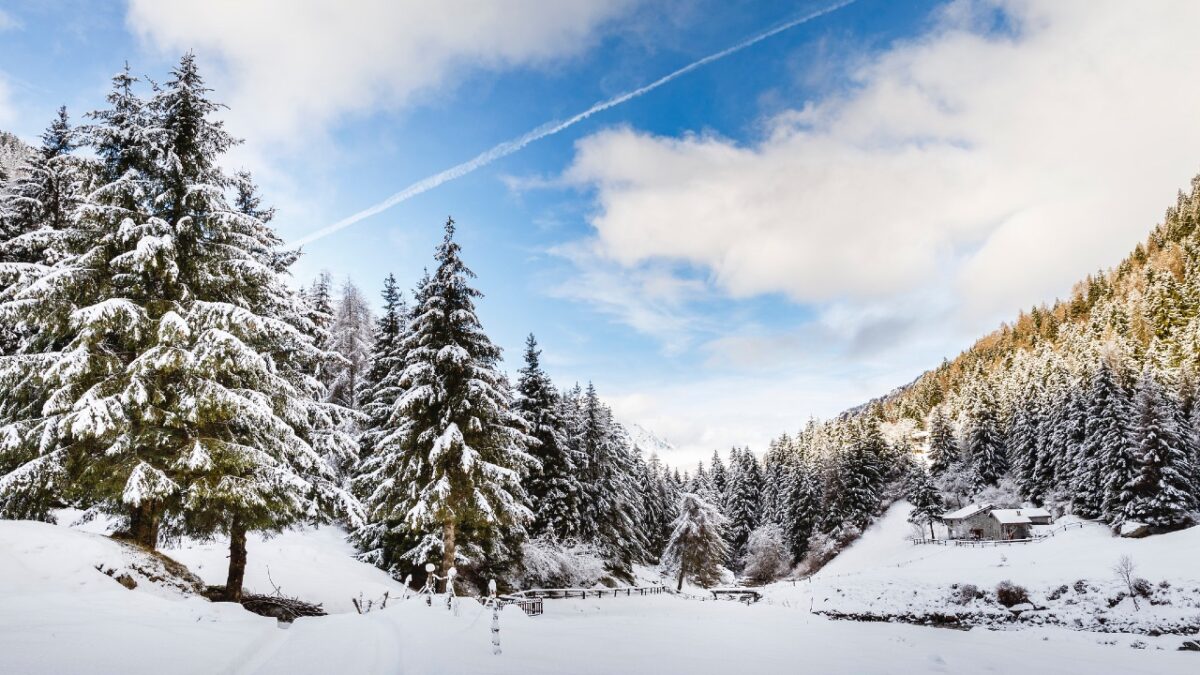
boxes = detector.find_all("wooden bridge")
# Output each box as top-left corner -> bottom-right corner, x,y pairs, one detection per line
500,585 -> 670,616
709,588 -> 762,603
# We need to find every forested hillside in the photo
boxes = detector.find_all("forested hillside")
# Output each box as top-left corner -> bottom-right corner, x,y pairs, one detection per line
732,177 -> 1200,570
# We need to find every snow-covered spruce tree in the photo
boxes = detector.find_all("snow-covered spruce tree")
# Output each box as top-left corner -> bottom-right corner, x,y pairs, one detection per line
1077,358 -> 1131,519
1121,368 -> 1196,530
823,419 -> 886,532
303,270 -> 336,381
572,382 -> 647,578
964,385 -> 1007,486
758,436 -> 788,526
0,112 -> 86,517
1006,381 -> 1044,500
367,218 -> 535,585
724,447 -> 762,565
0,58 -> 360,601
515,333 -> 580,540
926,405 -> 958,475
779,457 -> 820,560
641,453 -> 678,559
349,275 -> 412,572
1099,366 -> 1146,525
0,107 -> 81,270
708,449 -> 728,509
356,274 -> 406,462
906,465 -> 944,539
662,492 -> 729,591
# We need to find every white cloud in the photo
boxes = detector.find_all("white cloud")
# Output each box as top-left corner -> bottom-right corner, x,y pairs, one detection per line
605,363 -> 919,468
556,0 -> 1200,457
126,0 -> 635,142
564,0 -> 1200,325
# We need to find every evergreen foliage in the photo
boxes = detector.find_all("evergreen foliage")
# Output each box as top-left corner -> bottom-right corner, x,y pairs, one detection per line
663,492 -> 728,590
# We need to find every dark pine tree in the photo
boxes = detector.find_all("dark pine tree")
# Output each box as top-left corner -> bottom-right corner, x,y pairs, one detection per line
515,333 -> 580,541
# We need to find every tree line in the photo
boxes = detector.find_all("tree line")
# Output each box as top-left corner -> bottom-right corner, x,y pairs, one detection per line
0,56 -> 711,595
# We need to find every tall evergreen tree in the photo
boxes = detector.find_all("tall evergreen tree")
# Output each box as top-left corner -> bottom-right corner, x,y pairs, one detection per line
0,57 -> 359,602
926,406 -> 958,475
572,382 -> 647,577
1078,359 -> 1130,518
1121,369 -> 1196,529
724,447 -> 762,564
779,458 -> 820,560
361,218 -> 534,584
906,465 -> 944,539
708,450 -> 728,509
964,387 -> 1007,486
515,334 -> 579,540
662,492 -> 729,590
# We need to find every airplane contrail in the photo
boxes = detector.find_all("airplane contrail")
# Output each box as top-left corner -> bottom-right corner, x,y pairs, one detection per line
291,0 -> 857,247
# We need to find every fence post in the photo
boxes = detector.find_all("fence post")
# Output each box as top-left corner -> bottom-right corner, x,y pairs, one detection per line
489,580 -> 501,656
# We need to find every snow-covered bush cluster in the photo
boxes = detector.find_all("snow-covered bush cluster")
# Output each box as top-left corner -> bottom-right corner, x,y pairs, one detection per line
741,524 -> 793,585
514,538 -> 607,588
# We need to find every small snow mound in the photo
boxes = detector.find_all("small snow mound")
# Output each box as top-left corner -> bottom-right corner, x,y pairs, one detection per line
0,520 -> 203,600
1120,521 -> 1151,538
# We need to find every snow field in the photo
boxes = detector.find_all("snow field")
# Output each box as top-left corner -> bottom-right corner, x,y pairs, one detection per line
3,514 -> 1199,674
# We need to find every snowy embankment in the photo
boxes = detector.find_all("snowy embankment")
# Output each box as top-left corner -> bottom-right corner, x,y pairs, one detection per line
3,515 -> 1200,674
762,502 -> 1200,634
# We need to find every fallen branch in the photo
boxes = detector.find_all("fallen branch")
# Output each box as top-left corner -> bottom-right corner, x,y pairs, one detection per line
241,593 -> 327,623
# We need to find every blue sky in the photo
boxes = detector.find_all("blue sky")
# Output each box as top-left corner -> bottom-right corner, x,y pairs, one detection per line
3,1 -> 1200,465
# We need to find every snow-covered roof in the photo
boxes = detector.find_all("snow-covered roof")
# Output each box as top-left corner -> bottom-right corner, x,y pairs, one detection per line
990,509 -> 1032,525
1020,507 -> 1052,519
942,503 -> 991,520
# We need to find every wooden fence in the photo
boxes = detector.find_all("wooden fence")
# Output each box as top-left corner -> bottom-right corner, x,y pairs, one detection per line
507,585 -> 670,601
498,596 -> 544,617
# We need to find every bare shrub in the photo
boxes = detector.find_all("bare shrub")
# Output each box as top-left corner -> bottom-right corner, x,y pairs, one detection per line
995,580 -> 1030,607
1113,555 -> 1140,610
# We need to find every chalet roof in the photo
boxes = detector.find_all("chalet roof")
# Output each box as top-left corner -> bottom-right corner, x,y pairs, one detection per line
990,509 -> 1033,525
942,503 -> 991,520
1019,507 -> 1052,519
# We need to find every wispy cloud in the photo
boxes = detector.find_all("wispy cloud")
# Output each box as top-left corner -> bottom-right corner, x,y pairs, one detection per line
548,242 -> 710,355
286,0 -> 858,247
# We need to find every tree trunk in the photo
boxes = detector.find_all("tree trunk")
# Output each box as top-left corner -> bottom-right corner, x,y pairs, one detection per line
225,516 -> 248,603
441,521 -> 456,593
929,521 -> 936,540
676,567 -> 685,592
129,501 -> 161,550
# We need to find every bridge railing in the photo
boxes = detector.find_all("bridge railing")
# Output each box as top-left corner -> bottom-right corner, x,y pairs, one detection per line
506,585 -> 670,601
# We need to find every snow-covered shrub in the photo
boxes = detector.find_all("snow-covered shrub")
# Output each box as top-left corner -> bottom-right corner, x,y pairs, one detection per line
1132,578 -> 1153,598
949,584 -> 985,605
995,580 -> 1030,607
513,538 -> 606,589
741,524 -> 792,585
1047,584 -> 1069,601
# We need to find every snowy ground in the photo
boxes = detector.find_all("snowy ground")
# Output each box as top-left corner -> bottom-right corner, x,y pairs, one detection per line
1,511 -> 1199,674
762,502 -> 1200,634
